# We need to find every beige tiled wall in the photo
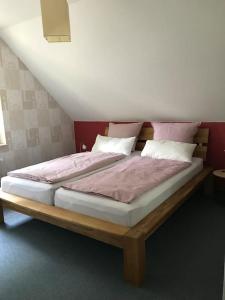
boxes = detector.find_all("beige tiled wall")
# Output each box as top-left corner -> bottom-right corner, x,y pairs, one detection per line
0,39 -> 75,176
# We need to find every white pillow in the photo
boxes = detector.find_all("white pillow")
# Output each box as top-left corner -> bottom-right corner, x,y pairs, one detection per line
92,135 -> 136,156
141,140 -> 196,162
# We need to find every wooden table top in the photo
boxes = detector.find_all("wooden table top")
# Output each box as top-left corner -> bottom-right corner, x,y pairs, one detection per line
213,169 -> 225,179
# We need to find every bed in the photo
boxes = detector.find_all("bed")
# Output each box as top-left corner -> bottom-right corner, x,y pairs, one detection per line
0,126 -> 212,286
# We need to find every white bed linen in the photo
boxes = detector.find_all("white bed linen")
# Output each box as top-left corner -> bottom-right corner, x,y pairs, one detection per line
1,152 -> 139,205
54,157 -> 203,227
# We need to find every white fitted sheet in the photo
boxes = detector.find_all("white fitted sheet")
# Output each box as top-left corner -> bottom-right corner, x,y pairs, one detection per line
54,157 -> 203,227
1,152 -> 139,205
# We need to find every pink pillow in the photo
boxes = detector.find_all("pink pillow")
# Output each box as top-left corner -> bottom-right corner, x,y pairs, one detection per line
152,122 -> 201,143
108,122 -> 143,151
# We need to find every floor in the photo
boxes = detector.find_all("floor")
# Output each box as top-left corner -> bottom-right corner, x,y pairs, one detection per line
0,191 -> 224,300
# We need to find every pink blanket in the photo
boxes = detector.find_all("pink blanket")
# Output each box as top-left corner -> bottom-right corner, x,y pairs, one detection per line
63,156 -> 191,203
8,152 -> 125,183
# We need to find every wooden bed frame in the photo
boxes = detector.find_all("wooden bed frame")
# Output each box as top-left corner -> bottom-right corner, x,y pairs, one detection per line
0,127 -> 212,286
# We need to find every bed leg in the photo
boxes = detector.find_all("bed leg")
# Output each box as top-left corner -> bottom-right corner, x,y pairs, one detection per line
0,201 -> 4,224
123,232 -> 145,286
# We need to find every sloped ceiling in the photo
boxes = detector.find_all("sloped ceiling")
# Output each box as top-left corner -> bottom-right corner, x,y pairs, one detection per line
0,0 -> 225,121
0,0 -> 40,28
0,0 -> 77,28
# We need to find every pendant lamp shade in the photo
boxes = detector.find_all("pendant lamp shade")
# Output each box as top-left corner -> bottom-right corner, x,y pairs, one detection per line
40,0 -> 71,42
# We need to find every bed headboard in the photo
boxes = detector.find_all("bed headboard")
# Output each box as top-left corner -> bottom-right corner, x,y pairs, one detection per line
105,127 -> 209,161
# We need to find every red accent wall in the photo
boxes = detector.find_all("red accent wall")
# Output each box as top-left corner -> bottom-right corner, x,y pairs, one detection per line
74,121 -> 225,169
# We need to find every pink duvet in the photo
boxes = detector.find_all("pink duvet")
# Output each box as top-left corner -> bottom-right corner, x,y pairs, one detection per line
63,156 -> 191,203
8,152 -> 125,183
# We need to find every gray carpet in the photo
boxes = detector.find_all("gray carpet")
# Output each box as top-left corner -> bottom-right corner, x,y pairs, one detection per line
0,192 -> 224,300
223,263 -> 225,300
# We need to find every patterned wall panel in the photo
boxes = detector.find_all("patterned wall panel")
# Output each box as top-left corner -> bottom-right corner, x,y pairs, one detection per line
0,39 -> 75,176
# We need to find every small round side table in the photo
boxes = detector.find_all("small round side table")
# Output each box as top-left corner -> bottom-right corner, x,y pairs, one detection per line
213,169 -> 225,179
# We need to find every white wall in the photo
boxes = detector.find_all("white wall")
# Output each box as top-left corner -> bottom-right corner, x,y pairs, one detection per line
1,0 -> 225,121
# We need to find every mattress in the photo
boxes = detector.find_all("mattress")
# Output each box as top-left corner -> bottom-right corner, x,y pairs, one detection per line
1,176 -> 72,205
1,152 -> 139,205
54,157 -> 203,227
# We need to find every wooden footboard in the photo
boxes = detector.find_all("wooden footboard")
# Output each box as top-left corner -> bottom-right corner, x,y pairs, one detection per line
0,192 -> 129,248
0,166 -> 212,286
